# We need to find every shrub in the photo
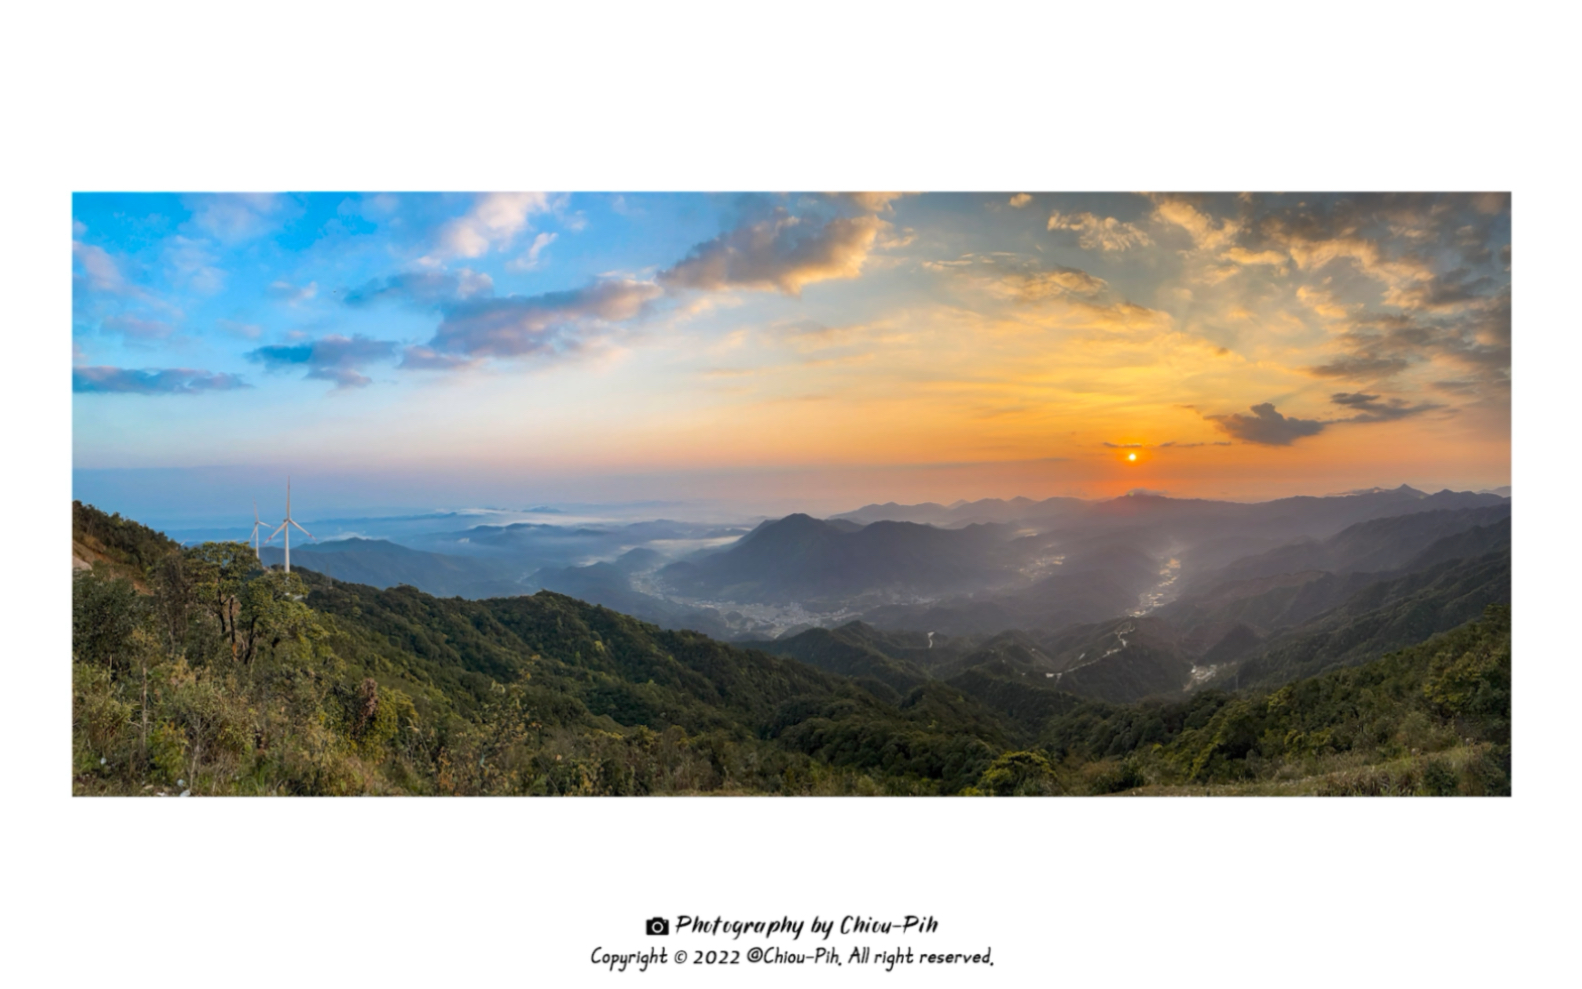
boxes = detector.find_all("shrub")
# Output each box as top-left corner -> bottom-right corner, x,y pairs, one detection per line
975,750 -> 1062,796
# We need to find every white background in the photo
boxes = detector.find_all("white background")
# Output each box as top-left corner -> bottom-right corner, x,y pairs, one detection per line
4,2 -> 1575,986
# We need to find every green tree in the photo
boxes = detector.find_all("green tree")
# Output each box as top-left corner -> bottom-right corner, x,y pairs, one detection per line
974,750 -> 1062,796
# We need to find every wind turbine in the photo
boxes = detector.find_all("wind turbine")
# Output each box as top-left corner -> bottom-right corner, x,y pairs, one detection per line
266,477 -> 314,572
247,501 -> 273,562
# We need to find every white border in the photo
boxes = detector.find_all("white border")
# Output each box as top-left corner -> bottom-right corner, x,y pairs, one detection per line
9,4 -> 1575,986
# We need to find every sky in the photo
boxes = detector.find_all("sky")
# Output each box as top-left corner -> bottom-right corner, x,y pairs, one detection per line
71,192 -> 1511,523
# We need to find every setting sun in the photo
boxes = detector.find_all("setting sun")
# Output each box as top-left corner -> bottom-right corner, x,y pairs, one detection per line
1127,453 -> 1137,462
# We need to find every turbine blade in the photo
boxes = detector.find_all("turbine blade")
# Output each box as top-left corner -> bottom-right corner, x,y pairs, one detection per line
292,520 -> 314,540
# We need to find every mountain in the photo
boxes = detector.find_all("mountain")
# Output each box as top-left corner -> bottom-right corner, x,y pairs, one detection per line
71,501 -> 1512,796
831,486 -> 1507,539
740,622 -> 934,700
658,514 -> 1020,604
833,496 -> 1087,527
259,538 -> 522,598
1188,505 -> 1510,590
1229,549 -> 1511,689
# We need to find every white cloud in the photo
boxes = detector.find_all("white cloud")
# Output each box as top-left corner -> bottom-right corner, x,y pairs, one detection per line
1047,210 -> 1153,251
72,240 -> 127,294
1148,195 -> 1241,252
506,232 -> 559,272
183,193 -> 292,243
101,314 -> 176,341
267,279 -> 318,305
433,192 -> 551,259
164,236 -> 227,294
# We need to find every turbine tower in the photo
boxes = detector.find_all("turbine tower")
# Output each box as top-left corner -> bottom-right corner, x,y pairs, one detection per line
247,501 -> 273,561
266,477 -> 314,572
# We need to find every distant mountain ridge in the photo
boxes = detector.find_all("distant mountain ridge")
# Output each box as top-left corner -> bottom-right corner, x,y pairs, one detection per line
659,513 -> 1018,604
833,485 -> 1506,535
259,537 -> 522,598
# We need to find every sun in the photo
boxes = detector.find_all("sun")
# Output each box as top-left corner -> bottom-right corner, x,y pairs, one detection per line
1127,452 -> 1137,462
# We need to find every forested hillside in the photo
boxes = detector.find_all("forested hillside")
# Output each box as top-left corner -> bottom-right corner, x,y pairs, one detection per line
71,502 -> 1511,796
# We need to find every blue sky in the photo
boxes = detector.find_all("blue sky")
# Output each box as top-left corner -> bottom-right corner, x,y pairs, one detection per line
72,192 -> 1511,523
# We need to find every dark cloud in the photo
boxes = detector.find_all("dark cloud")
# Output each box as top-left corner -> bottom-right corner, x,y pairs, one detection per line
246,334 -> 396,389
1207,402 -> 1328,446
344,269 -> 493,308
1389,265 -> 1496,311
73,366 -> 249,395
658,209 -> 886,295
927,252 -> 1108,301
1330,392 -> 1440,422
424,278 -> 662,359
1103,440 -> 1231,449
1308,354 -> 1412,379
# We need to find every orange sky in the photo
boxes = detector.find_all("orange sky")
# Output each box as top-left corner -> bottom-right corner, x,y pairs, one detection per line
74,192 -> 1510,512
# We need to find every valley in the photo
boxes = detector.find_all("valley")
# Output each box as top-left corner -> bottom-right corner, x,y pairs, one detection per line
71,484 -> 1512,796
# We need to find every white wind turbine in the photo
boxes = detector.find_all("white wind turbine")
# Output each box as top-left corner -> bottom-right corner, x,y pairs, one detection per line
266,478 -> 314,572
247,501 -> 274,561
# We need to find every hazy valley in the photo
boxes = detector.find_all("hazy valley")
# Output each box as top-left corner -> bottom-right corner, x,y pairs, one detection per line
71,483 -> 1512,797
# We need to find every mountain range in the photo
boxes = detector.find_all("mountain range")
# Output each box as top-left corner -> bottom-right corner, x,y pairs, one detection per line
70,498 -> 1513,796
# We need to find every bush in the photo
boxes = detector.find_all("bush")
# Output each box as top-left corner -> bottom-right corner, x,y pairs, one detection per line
1418,759 -> 1459,796
1084,759 -> 1147,795
975,751 -> 1062,796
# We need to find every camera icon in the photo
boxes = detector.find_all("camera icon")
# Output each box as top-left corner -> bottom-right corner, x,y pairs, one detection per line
646,917 -> 670,936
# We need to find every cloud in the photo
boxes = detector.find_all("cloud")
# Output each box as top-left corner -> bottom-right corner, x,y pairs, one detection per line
397,346 -> 486,371
1046,210 -> 1152,252
425,278 -> 663,358
72,240 -> 129,294
433,192 -> 550,259
1384,265 -> 1495,311
1470,192 -> 1510,215
1330,391 -> 1440,422
246,333 -> 397,389
928,253 -> 1107,301
1307,282 -> 1509,392
1306,353 -> 1413,379
217,319 -> 264,339
1147,195 -> 1241,252
1221,246 -> 1286,267
831,192 -> 910,214
506,232 -> 558,272
101,314 -> 176,341
1295,284 -> 1350,319
182,194 -> 294,244
267,280 -> 318,304
345,268 -> 494,308
1247,205 -> 1444,307
73,366 -> 249,395
1207,402 -> 1328,445
1008,193 -> 1033,209
658,209 -> 886,295
163,235 -> 227,294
